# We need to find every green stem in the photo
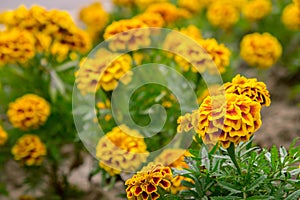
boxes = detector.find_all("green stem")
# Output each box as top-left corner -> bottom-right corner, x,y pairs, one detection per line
227,142 -> 241,175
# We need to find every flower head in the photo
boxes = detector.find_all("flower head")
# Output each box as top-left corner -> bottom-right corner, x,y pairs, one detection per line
0,29 -> 35,66
222,74 -> 271,106
104,19 -> 150,51
134,12 -> 165,28
178,0 -> 203,13
281,3 -> 300,30
7,94 -> 50,130
96,125 -> 149,176
0,126 -> 8,146
125,162 -> 172,200
193,94 -> 262,148
12,134 -> 47,166
75,49 -> 132,94
207,2 -> 240,29
240,32 -> 282,68
242,0 -> 272,21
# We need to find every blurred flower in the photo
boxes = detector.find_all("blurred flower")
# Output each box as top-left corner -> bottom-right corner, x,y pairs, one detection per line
125,163 -> 172,200
207,1 -> 240,29
240,32 -> 282,68
222,74 -> 271,106
103,19 -> 150,51
135,0 -> 169,8
178,0 -> 203,13
134,12 -> 165,28
0,29 -> 35,66
79,2 -> 109,41
193,93 -> 262,148
0,126 -> 8,146
199,38 -> 231,74
19,195 -> 36,200
179,25 -> 202,41
282,3 -> 300,30
96,125 -> 149,176
97,99 -> 112,122
242,0 -> 272,21
112,0 -> 135,6
12,134 -> 47,166
154,149 -> 192,194
75,49 -> 132,94
7,94 -> 50,131
177,112 -> 196,133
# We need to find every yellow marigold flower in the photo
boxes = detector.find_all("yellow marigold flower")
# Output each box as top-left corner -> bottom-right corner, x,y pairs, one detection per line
12,134 -> 47,166
0,29 -> 35,66
222,74 -> 271,106
177,112 -> 196,133
104,19 -> 150,51
7,94 -> 50,131
282,3 -> 300,30
199,38 -> 231,74
96,125 -> 149,176
178,0 -> 203,13
79,2 -> 109,41
193,93 -> 262,148
242,0 -> 272,21
134,12 -> 165,28
146,3 -> 182,24
134,0 -> 169,9
76,50 -> 132,93
125,162 -> 172,200
240,32 -> 282,68
0,126 -> 8,146
180,25 -> 202,41
207,2 -> 240,29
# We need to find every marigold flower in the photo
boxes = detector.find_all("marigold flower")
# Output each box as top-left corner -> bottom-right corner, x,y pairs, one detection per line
146,3 -> 185,24
96,125 -> 149,176
222,74 -> 271,106
178,0 -> 203,13
179,25 -> 202,41
0,126 -> 8,146
207,2 -> 240,29
240,32 -> 282,68
7,94 -> 50,130
0,29 -> 35,66
134,12 -> 165,28
79,2 -> 109,41
12,134 -> 47,166
281,3 -> 300,30
104,19 -> 150,51
134,0 -> 169,8
242,0 -> 272,21
197,84 -> 222,104
193,93 -> 262,148
76,49 -> 132,94
125,162 -> 172,200
154,149 -> 192,194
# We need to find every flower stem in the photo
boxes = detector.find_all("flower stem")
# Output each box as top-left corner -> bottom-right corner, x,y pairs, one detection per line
227,142 -> 241,175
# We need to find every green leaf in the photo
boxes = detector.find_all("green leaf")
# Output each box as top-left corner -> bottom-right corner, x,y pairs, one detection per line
271,145 -> 279,168
217,181 -> 242,194
246,175 -> 266,192
285,190 -> 300,200
279,146 -> 288,163
200,145 -> 210,170
0,183 -> 8,196
246,195 -> 275,200
210,196 -> 242,200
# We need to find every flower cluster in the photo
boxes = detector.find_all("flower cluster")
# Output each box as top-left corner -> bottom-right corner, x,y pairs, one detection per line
125,163 -> 172,200
103,19 -> 150,51
0,29 -> 35,66
96,125 -> 149,176
7,94 -> 50,130
0,5 -> 91,61
75,49 -> 132,94
242,0 -> 272,21
154,149 -> 193,194
12,134 -> 47,166
177,74 -> 270,148
0,126 -> 8,146
79,2 -> 109,42
240,32 -> 282,68
282,2 -> 300,30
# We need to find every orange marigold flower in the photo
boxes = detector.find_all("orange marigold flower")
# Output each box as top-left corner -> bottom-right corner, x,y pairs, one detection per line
7,94 -> 50,131
222,74 -> 271,106
125,163 -> 172,200
104,19 -> 150,51
281,3 -> 300,30
207,2 -> 240,29
75,49 -> 132,94
0,29 -> 35,66
96,125 -> 149,176
0,126 -> 8,146
194,93 -> 262,148
134,12 -> 165,28
240,32 -> 282,68
12,134 -> 47,166
242,0 -> 272,21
